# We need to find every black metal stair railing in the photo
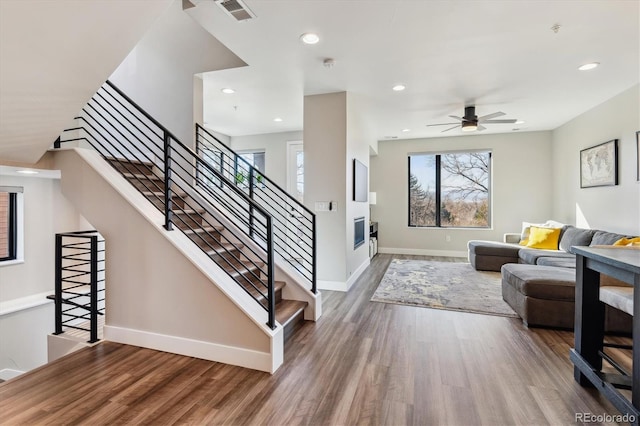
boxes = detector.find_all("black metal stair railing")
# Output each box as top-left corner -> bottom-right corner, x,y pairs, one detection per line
53,230 -> 105,343
56,81 -> 278,328
196,124 -> 317,293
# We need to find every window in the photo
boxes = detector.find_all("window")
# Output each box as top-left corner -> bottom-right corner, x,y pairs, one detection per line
408,151 -> 491,228
235,151 -> 265,187
0,187 -> 21,262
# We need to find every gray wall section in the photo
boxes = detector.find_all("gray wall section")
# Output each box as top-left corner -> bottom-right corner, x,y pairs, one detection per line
370,131 -> 554,255
551,84 -> 640,235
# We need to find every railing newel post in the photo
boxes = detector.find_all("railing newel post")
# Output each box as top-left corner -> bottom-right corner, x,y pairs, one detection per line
249,167 -> 254,238
266,216 -> 275,329
164,132 -> 173,231
54,234 -> 63,335
89,235 -> 99,343
312,214 -> 317,294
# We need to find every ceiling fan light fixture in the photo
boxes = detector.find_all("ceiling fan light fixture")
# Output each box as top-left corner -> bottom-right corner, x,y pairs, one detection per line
461,121 -> 477,132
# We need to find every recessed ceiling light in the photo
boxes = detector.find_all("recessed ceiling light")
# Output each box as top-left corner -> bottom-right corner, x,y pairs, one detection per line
402,128 -> 410,132
392,84 -> 406,92
273,117 -> 283,122
221,88 -> 235,94
300,33 -> 320,44
17,170 -> 38,174
515,120 -> 525,124
578,62 -> 599,71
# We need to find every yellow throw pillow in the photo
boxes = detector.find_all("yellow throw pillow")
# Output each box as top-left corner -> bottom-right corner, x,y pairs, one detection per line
613,237 -> 640,246
526,226 -> 562,250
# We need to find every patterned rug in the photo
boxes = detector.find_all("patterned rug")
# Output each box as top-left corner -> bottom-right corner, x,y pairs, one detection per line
371,259 -> 518,317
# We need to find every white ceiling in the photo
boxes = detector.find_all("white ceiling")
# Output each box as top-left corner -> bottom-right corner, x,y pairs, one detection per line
188,0 -> 639,141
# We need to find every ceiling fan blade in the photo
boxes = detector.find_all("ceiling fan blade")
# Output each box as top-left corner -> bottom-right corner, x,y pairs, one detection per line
483,119 -> 518,124
478,111 -> 505,121
441,124 -> 460,133
426,122 -> 460,127
448,115 -> 464,121
477,124 -> 487,131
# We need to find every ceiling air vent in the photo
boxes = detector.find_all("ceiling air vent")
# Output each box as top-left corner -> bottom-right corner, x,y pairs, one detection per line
215,0 -> 255,21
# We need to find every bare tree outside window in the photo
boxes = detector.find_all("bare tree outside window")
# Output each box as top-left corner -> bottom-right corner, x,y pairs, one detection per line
409,151 -> 490,228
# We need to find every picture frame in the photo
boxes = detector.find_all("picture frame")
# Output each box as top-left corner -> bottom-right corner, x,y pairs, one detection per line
580,139 -> 618,188
636,131 -> 639,182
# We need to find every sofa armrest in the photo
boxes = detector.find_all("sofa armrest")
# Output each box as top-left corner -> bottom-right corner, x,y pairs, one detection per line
503,233 -> 521,244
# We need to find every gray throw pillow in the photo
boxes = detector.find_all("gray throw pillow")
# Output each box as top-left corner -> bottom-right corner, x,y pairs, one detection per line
559,226 -> 596,253
590,230 -> 631,246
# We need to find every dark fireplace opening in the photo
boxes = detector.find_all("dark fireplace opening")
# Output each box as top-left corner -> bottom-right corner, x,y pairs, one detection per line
354,216 -> 365,249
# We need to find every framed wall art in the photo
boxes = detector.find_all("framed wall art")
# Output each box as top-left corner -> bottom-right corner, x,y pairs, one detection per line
580,139 -> 618,188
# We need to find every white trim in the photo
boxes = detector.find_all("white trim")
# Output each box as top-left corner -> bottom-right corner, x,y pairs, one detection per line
104,325 -> 279,373
0,291 -> 53,316
0,369 -> 24,381
317,257 -> 370,292
378,247 -> 468,258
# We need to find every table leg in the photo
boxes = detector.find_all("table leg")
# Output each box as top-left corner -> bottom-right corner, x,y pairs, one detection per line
574,254 -> 604,385
633,274 -> 640,408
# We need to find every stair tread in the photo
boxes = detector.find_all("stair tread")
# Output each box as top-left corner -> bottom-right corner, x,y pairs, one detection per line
276,299 -> 307,326
122,172 -> 162,180
184,225 -> 224,234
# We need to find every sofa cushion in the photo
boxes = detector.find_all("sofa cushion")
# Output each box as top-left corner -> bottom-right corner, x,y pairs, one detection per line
501,264 -> 576,301
468,240 -> 520,257
590,230 -> 630,246
518,248 -> 575,265
536,256 -> 576,268
559,225 -> 595,253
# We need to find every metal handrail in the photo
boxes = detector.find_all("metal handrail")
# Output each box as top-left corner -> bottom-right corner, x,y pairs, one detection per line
196,124 -> 317,293
56,81 -> 278,328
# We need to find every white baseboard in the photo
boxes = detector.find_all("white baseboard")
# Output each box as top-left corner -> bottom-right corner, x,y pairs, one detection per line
0,369 -> 24,381
378,247 -> 468,258
317,257 -> 370,292
104,325 -> 279,373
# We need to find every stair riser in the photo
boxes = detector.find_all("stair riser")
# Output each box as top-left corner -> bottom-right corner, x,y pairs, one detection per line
173,214 -> 203,230
210,250 -> 244,265
238,279 -> 282,305
147,196 -> 186,210
129,178 -> 165,192
188,233 -> 223,249
282,308 -> 305,343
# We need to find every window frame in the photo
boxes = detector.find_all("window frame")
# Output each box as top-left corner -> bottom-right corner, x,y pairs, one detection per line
407,150 -> 492,229
0,186 -> 24,265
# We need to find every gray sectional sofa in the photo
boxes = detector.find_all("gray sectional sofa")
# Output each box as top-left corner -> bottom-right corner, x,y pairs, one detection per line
468,225 -> 636,330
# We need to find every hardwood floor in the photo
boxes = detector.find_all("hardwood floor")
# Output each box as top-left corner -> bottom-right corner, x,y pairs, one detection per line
0,254 -> 627,425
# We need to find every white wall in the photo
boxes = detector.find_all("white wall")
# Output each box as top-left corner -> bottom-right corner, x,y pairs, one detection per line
0,175 -> 86,302
304,92 -> 373,289
345,93 -> 373,280
109,0 -> 246,147
552,84 -> 640,235
231,131 -> 303,189
0,0 -> 172,164
371,131 -> 553,256
0,173 -> 86,376
304,93 -> 348,285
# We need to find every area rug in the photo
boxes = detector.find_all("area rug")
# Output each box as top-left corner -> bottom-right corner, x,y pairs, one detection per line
371,259 -> 518,317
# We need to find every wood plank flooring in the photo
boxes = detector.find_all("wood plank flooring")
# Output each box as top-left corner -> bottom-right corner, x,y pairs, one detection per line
0,254 -> 628,425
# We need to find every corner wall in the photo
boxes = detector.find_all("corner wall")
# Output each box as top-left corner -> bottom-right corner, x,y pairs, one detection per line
109,0 -> 246,147
551,84 -> 640,235
370,131 -> 553,255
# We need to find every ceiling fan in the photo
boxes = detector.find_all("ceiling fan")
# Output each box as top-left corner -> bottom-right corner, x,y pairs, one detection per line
427,106 -> 517,132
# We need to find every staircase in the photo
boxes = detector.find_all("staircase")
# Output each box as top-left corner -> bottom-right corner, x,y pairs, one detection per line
53,81 -> 318,370
109,156 -> 308,339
